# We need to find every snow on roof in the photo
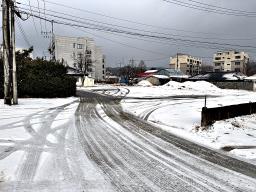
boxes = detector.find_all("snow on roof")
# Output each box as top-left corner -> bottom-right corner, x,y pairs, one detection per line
137,80 -> 153,87
223,73 -> 246,80
144,70 -> 158,73
152,75 -> 170,79
245,74 -> 256,80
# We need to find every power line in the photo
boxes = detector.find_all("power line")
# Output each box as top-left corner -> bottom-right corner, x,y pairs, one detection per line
35,0 -> 233,36
162,0 -> 256,17
27,0 -> 39,35
18,3 -> 256,42
42,0 -> 48,32
36,0 -> 43,32
18,5 -> 256,51
186,0 -> 256,14
18,6 -> 256,53
16,16 -> 31,47
17,9 -> 256,51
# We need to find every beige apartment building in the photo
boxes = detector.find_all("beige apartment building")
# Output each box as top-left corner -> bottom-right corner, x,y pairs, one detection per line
54,35 -> 106,81
213,51 -> 249,74
170,54 -> 202,76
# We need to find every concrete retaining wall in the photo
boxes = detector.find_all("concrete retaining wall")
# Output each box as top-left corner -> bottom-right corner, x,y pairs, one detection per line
201,102 -> 256,126
211,81 -> 256,91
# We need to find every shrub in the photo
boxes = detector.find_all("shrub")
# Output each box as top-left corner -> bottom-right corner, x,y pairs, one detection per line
0,57 -> 76,98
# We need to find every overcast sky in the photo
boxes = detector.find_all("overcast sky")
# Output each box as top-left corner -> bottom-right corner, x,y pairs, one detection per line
6,0 -> 256,67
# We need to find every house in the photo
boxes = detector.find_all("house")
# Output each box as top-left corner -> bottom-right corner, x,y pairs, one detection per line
155,69 -> 189,81
190,72 -> 256,91
190,71 -> 247,81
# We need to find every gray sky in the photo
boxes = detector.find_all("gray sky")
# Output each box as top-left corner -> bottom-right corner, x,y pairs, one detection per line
10,0 -> 256,67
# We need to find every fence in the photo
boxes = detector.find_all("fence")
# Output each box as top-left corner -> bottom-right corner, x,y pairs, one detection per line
201,102 -> 256,126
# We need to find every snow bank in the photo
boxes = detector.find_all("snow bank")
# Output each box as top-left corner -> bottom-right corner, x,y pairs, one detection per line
121,87 -> 256,163
137,80 -> 153,87
163,81 -> 220,91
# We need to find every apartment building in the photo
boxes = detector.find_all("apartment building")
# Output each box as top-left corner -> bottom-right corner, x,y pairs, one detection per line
54,35 -> 105,81
213,51 -> 249,74
170,53 -> 202,76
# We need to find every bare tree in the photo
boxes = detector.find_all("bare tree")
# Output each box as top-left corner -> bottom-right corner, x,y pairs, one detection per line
72,47 -> 96,85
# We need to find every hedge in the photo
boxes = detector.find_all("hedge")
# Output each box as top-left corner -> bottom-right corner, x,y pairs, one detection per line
0,58 -> 76,98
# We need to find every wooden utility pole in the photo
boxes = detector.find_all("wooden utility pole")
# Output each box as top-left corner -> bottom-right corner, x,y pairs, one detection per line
51,20 -> 55,61
2,0 -> 12,105
2,0 -> 17,105
176,53 -> 179,71
11,0 -> 18,104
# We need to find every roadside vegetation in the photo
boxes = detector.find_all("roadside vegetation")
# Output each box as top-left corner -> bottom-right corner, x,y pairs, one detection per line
0,47 -> 76,98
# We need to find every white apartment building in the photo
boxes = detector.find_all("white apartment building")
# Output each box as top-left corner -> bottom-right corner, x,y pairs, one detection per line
170,53 -> 202,76
213,51 -> 249,74
54,35 -> 106,81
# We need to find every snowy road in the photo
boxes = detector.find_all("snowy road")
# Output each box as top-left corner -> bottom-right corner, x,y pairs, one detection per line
75,90 -> 256,192
1,90 -> 256,191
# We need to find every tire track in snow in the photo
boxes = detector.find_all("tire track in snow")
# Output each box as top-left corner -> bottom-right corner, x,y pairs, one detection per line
76,90 -> 256,192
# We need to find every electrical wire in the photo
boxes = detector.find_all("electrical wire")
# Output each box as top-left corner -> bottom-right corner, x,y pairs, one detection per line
17,9 -> 256,51
16,16 -> 32,47
27,0 -> 39,35
42,0 -> 48,31
36,0 -> 232,36
36,0 -> 43,32
162,0 -> 256,17
18,3 -> 256,41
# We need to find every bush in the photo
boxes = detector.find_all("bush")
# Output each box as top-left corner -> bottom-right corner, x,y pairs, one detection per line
0,57 -> 77,98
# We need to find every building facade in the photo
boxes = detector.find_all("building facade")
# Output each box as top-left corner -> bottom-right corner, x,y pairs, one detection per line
170,54 -> 202,76
54,36 -> 105,81
213,51 -> 249,74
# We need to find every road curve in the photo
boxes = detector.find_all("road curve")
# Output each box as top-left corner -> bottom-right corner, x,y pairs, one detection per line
76,90 -> 256,192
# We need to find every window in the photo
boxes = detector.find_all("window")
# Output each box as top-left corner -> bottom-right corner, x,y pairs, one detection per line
73,43 -> 76,48
77,44 -> 84,49
215,57 -> 221,60
88,68 -> 92,72
235,56 -> 241,59
235,62 -> 240,65
77,53 -> 83,59
215,63 -> 221,66
227,63 -> 230,65
102,70 -> 105,74
102,64 -> 105,69
235,68 -> 240,72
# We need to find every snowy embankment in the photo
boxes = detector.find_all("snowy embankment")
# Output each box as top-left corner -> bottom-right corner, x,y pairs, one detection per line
119,81 -> 256,164
0,98 -> 79,182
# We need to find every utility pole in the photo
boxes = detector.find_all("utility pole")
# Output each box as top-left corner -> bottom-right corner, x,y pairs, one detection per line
2,0 -> 12,105
11,0 -> 18,104
176,53 -> 179,71
51,20 -> 55,61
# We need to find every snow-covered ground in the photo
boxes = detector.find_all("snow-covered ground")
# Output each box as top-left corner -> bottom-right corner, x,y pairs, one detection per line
0,98 -> 79,182
86,81 -> 256,164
